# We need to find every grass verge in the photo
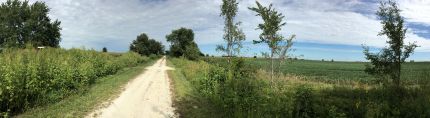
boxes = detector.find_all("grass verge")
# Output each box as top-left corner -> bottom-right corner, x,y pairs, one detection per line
16,60 -> 156,118
167,59 -> 213,117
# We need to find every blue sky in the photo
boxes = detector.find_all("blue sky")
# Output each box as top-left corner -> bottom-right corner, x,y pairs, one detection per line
2,0 -> 429,61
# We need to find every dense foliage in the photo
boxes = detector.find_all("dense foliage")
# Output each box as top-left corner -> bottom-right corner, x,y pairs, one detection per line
0,48 -> 148,116
363,0 -> 418,86
0,0 -> 61,48
166,28 -> 202,60
170,57 -> 430,117
130,33 -> 164,56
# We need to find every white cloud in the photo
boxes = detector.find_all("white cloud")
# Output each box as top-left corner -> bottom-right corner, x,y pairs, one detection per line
0,0 -> 429,53
399,0 -> 430,26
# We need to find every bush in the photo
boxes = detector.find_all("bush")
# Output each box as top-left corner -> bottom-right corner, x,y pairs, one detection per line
0,48 -> 148,116
171,58 -> 270,117
293,85 -> 315,118
149,54 -> 159,60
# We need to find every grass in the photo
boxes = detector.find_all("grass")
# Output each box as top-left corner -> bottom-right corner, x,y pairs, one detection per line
16,60 -> 156,118
166,60 -> 191,99
166,59 -> 212,118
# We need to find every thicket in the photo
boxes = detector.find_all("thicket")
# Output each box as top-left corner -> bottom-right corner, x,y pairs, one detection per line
0,48 -> 148,116
171,58 -> 294,117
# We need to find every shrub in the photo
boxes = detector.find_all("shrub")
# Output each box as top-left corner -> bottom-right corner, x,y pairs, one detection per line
293,85 -> 315,118
149,54 -> 159,60
0,48 -> 148,116
171,58 -> 268,117
328,106 -> 346,118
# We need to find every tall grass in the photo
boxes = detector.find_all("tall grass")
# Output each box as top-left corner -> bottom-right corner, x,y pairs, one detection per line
169,58 -> 292,117
0,48 -> 148,116
170,58 -> 430,117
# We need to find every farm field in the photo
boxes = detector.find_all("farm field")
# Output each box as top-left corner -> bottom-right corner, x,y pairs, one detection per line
204,57 -> 430,83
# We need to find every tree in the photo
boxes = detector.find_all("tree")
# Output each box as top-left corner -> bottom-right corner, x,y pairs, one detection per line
102,47 -> 107,52
184,43 -> 201,61
276,35 -> 296,73
130,33 -> 164,56
249,1 -> 295,81
363,0 -> 418,86
147,39 -> 164,55
0,0 -> 61,48
166,27 -> 202,60
217,0 -> 246,62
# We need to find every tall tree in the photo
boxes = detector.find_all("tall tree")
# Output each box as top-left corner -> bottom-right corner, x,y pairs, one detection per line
363,0 -> 418,86
166,27 -> 201,60
0,0 -> 61,48
249,1 -> 293,81
130,33 -> 164,56
217,0 -> 246,61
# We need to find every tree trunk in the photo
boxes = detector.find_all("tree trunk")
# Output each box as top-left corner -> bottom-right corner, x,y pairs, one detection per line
396,56 -> 401,86
271,48 -> 274,85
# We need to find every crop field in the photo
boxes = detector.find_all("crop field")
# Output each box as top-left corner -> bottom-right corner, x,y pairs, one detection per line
204,57 -> 430,82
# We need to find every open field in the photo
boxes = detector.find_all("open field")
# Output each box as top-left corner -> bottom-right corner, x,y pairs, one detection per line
204,57 -> 430,83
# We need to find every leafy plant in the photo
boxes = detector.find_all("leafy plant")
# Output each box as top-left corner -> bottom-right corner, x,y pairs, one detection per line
293,85 -> 315,118
0,48 -> 148,116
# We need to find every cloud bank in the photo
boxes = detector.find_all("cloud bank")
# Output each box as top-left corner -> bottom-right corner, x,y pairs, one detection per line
1,0 -> 429,53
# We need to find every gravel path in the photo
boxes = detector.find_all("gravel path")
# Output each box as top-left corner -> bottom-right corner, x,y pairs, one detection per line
88,57 -> 175,118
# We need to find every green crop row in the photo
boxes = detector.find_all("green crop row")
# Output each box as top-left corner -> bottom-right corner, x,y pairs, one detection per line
0,48 -> 149,116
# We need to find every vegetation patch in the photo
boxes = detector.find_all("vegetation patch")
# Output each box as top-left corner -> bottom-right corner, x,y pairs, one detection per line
169,57 -> 430,117
0,48 -> 149,116
16,60 -> 155,118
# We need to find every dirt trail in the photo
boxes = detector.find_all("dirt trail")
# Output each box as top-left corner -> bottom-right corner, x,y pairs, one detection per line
88,57 -> 175,118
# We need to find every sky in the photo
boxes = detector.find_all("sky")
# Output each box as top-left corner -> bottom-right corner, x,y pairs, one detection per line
2,0 -> 429,61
